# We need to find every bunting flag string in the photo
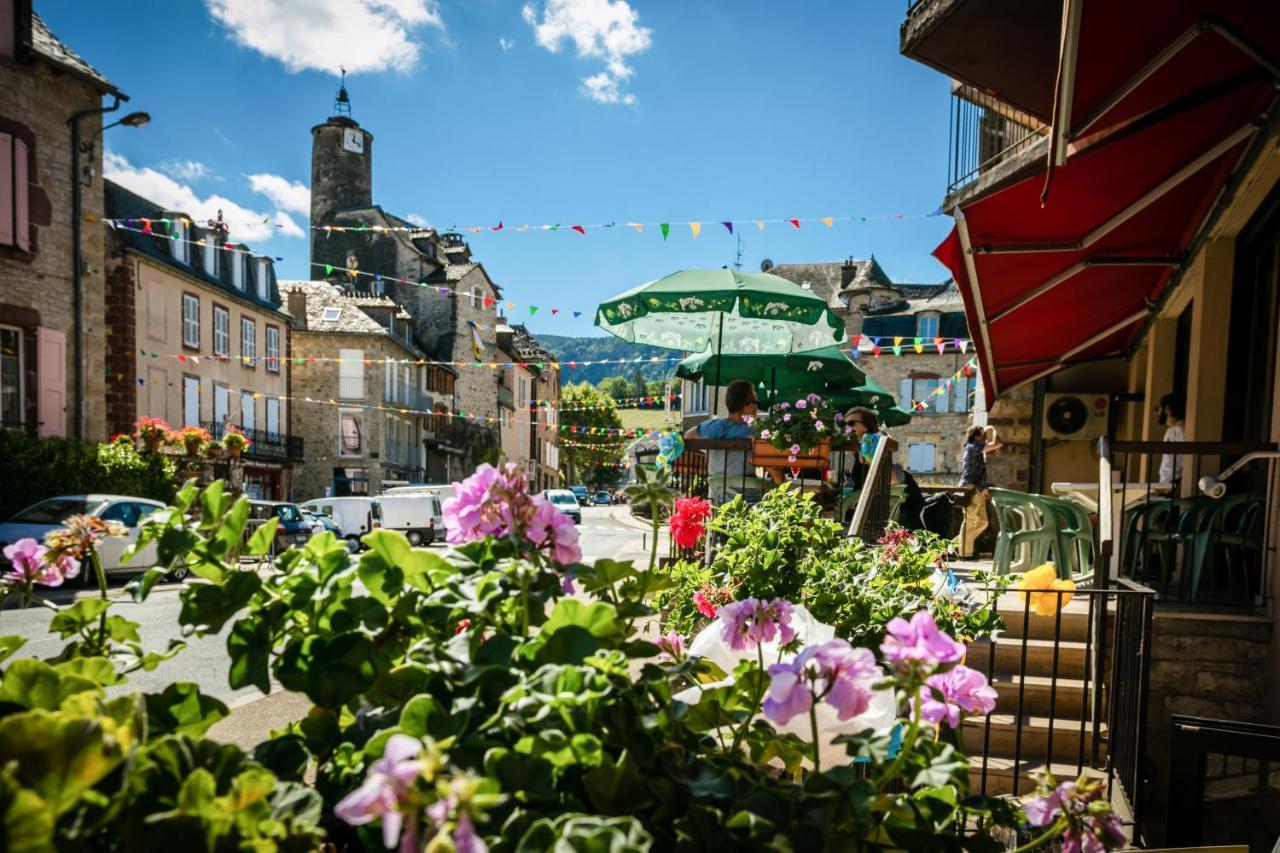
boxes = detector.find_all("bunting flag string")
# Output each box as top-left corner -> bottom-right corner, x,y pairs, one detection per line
849,336 -> 973,358
131,347 -> 688,371
103,209 -> 944,241
908,357 -> 979,413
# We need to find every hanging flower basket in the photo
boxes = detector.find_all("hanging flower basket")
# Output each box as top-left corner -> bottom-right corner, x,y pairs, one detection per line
176,426 -> 212,457
133,416 -> 171,453
223,427 -> 250,458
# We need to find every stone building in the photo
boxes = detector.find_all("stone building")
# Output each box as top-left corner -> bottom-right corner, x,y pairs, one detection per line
0,7 -> 124,441
496,321 -> 560,491
281,280 -> 460,499
103,181 -> 298,499
306,85 -> 501,472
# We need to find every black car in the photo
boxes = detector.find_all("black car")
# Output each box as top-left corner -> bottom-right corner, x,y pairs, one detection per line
246,501 -> 311,553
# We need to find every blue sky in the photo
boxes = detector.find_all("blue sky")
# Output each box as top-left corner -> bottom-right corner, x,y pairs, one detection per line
43,0 -> 954,337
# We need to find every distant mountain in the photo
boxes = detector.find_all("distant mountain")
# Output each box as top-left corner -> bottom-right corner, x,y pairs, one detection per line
537,335 -> 679,386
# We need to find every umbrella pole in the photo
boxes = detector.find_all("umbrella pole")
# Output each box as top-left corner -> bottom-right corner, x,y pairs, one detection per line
712,313 -> 724,415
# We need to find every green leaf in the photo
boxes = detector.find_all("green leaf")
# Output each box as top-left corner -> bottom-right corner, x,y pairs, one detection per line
274,632 -> 376,708
0,766 -> 53,853
227,617 -> 272,694
534,626 -> 605,666
145,683 -> 230,737
0,637 -> 27,665
398,695 -> 444,738
124,567 -> 170,603
53,657 -> 121,688
582,753 -> 649,814
0,659 -> 100,710
178,570 -> 261,634
246,519 -> 276,556
103,614 -> 142,644
212,497 -> 251,560
48,599 -> 112,639
251,736 -> 311,783
129,639 -> 187,673
0,709 -> 123,815
540,599 -> 623,642
910,742 -> 965,789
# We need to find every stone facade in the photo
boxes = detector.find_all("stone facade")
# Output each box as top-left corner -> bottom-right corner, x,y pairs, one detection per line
0,11 -> 119,441
306,100 -> 501,473
496,321 -> 560,491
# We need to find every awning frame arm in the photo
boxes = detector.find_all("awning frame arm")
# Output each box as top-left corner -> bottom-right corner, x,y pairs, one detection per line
986,256 -> 1181,325
954,210 -> 1000,399
1003,307 -> 1151,394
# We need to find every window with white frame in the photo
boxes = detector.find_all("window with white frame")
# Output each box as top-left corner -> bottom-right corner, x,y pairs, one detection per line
339,410 -> 363,456
213,305 -> 229,356
230,252 -> 244,291
214,384 -> 229,429
203,235 -> 218,277
907,443 -> 936,472
339,349 -> 364,399
241,317 -> 256,366
170,217 -> 189,264
901,375 -> 941,413
916,313 -> 940,340
265,397 -> 280,438
183,376 -> 200,427
240,391 -> 256,430
256,259 -> 270,300
0,133 -> 31,252
1,325 -> 24,426
265,325 -> 280,372
182,294 -> 200,349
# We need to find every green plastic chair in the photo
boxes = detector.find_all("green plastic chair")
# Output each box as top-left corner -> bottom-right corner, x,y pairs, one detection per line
1140,497 -> 1211,597
989,488 -> 1064,575
1042,496 -> 1095,578
1186,494 -> 1264,602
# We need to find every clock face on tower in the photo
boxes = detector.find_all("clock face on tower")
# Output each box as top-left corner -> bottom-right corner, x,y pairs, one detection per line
342,128 -> 364,154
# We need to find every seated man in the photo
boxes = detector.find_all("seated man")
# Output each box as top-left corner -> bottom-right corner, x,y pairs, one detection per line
685,379 -> 761,503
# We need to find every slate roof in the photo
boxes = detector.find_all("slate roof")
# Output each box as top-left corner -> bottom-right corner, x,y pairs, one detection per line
31,13 -> 119,95
769,257 -> 898,308
278,281 -> 386,335
510,324 -> 554,363
105,180 -> 285,317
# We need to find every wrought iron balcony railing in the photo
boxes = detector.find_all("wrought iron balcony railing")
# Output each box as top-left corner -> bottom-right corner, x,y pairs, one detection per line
947,84 -> 1047,196
203,422 -> 304,463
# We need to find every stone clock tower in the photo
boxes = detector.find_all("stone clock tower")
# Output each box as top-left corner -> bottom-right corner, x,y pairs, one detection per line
309,75 -> 374,267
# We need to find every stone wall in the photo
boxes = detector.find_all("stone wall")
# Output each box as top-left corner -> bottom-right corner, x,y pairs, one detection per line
309,118 -> 373,264
103,251 -> 136,435
983,386 -> 1033,492
1141,612 -> 1273,843
0,59 -> 108,439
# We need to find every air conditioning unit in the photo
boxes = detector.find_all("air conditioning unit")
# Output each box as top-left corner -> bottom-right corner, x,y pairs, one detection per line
1042,393 -> 1110,441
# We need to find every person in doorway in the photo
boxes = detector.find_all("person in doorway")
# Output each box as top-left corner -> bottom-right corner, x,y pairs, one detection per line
956,426 -> 992,559
1155,392 -> 1185,486
685,379 -> 759,502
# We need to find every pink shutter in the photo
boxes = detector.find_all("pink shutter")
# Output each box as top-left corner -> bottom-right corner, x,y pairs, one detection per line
0,133 -> 12,246
14,138 -> 28,252
36,327 -> 66,437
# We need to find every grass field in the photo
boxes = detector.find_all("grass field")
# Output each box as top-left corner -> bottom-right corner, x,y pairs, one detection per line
619,408 -> 679,433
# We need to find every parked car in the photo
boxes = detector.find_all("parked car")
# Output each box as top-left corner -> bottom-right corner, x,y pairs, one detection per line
0,494 -> 171,582
593,491 -> 612,506
246,501 -> 311,553
382,484 -> 454,502
570,485 -> 588,505
299,497 -> 377,548
542,489 -> 582,525
301,509 -> 341,537
372,494 -> 443,546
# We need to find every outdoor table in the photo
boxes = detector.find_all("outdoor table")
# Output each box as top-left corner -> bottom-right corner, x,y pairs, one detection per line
1050,480 -> 1172,576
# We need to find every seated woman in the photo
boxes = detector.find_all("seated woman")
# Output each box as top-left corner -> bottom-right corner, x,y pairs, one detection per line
684,379 -> 761,503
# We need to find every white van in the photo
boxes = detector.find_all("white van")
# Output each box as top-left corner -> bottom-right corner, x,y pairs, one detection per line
299,497 -> 377,546
372,494 -> 443,546
381,484 -> 454,503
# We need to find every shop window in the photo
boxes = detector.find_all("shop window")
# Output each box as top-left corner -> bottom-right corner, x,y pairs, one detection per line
0,325 -> 22,427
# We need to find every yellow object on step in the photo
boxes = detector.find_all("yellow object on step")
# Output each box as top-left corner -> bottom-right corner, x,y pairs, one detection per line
1017,563 -> 1076,616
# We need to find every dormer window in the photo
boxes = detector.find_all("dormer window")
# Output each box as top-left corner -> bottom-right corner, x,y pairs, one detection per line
170,217 -> 189,264
916,312 -> 940,340
230,251 -> 244,290
256,258 -> 270,300
203,234 -> 218,277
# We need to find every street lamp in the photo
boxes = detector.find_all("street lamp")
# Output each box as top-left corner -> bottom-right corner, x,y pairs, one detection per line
68,99 -> 148,440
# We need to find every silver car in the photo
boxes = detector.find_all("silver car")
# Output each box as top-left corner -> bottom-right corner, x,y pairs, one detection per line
0,494 -> 173,583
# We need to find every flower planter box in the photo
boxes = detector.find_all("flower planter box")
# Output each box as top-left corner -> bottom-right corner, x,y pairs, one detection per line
753,438 -> 830,483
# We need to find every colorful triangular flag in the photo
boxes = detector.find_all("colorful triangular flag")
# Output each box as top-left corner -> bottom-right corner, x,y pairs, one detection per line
660,223 -> 670,240
689,222 -> 701,238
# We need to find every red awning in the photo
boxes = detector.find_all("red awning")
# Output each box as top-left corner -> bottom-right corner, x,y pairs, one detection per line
932,3 -> 1279,399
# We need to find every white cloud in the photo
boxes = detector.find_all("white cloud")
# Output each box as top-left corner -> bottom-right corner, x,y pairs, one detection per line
499,36 -> 516,51
104,151 -> 303,243
521,0 -> 650,105
248,173 -> 311,216
204,0 -> 444,75
404,213 -> 432,227
160,160 -> 215,181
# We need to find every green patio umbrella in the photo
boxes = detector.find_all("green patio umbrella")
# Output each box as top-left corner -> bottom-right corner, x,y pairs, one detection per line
596,269 -> 845,357
674,345 -> 866,399
827,376 -> 913,427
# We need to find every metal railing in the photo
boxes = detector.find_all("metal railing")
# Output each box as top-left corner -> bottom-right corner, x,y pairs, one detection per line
203,421 -> 304,462
947,86 -> 1047,195
1166,716 -> 1280,845
1100,439 -> 1276,608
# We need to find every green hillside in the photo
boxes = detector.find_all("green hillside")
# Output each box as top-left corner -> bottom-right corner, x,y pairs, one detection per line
538,334 -> 679,386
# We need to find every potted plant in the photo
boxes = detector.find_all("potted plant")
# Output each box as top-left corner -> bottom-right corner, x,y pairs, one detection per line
133,416 -> 171,453
204,438 -> 224,458
176,425 -> 212,457
751,392 -> 836,479
223,426 -> 250,458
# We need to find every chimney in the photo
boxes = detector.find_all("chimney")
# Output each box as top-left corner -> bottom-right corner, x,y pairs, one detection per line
840,257 -> 859,288
287,288 -> 308,330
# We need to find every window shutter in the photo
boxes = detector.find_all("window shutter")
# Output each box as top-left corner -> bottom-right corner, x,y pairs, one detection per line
954,376 -> 969,413
13,138 -> 28,251
898,378 -> 912,407
0,133 -> 12,246
936,379 -> 951,413
36,327 -> 66,437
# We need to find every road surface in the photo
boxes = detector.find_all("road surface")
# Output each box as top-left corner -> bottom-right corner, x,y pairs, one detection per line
4,505 -> 652,706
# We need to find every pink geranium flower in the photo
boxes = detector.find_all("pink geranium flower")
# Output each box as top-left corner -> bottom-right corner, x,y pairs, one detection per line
693,589 -> 718,619
335,734 -> 426,849
918,664 -> 997,728
527,497 -> 582,565
795,399 -> 807,410
881,611 -> 966,670
1023,779 -> 1126,852
2,538 -> 77,587
656,630 -> 686,662
719,598 -> 797,652
763,639 -> 878,725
